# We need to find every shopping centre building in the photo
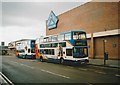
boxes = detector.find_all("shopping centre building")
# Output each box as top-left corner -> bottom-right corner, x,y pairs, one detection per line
46,2 -> 120,59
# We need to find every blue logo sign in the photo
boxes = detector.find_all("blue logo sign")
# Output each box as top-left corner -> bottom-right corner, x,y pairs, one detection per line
47,11 -> 59,30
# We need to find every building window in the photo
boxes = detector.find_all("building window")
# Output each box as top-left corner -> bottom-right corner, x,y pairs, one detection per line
113,44 -> 117,48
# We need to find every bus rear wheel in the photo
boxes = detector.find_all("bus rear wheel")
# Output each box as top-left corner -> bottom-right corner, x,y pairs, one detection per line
17,54 -> 19,58
40,56 -> 43,62
23,55 -> 26,59
60,58 -> 64,64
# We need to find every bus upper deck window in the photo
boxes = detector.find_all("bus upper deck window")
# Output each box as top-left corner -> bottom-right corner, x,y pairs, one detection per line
65,33 -> 71,40
48,36 -> 52,42
52,36 -> 57,42
73,35 -> 78,40
80,34 -> 86,39
58,34 -> 64,41
73,32 -> 86,40
73,32 -> 79,40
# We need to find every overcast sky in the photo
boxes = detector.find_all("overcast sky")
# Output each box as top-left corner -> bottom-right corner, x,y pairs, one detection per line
0,0 -> 92,45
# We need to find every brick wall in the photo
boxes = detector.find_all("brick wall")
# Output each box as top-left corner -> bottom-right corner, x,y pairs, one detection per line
46,2 -> 119,60
46,2 -> 119,35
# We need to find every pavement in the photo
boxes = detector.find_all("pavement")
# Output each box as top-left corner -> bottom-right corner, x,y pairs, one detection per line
89,58 -> 120,68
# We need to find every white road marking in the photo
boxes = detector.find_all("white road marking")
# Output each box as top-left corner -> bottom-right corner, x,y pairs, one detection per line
0,72 -> 14,85
25,59 -> 36,61
10,61 -> 34,69
67,66 -> 73,68
4,56 -> 13,58
115,74 -> 120,77
79,68 -> 87,71
10,61 -> 19,64
94,71 -> 106,74
29,60 -> 36,62
20,64 -> 34,69
87,83 -> 93,85
41,69 -> 70,79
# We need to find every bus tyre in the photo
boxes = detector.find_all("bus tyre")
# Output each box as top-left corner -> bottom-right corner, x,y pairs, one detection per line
40,57 -> 43,62
23,55 -> 26,59
17,54 -> 19,57
17,54 -> 19,58
60,58 -> 64,64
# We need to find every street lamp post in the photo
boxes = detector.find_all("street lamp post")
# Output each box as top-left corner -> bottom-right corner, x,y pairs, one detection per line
103,39 -> 108,65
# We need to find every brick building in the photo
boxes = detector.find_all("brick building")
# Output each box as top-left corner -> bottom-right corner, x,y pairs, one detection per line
46,2 -> 120,60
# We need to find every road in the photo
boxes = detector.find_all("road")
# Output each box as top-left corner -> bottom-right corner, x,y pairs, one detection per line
1,56 -> 120,84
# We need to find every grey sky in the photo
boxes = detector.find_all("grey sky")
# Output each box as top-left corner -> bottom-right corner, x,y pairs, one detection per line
1,1 -> 91,45
2,2 -> 84,27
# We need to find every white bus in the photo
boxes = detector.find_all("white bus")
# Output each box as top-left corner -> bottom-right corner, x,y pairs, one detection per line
35,30 -> 89,64
16,39 -> 36,59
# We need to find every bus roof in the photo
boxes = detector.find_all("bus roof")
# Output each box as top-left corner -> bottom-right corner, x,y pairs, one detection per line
59,30 -> 85,34
13,39 -> 35,42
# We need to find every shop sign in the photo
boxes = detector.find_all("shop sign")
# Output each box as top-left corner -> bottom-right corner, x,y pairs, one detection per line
47,11 -> 59,30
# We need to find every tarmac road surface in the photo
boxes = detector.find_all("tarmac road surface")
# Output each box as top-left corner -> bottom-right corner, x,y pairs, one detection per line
1,56 -> 120,84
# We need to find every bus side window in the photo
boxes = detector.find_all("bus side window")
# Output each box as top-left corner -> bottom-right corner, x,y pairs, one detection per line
31,49 -> 35,53
66,49 -> 72,56
48,49 -> 51,55
51,49 -> 54,55
59,42 -> 66,47
40,49 -> 43,54
28,49 -> 30,53
52,43 -> 58,47
44,49 -> 48,54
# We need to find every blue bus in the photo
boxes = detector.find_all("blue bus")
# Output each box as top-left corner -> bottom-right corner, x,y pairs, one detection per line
36,30 -> 89,64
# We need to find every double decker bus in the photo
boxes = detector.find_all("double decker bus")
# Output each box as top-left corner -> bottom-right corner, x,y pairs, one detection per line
35,30 -> 89,64
16,39 -> 36,59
